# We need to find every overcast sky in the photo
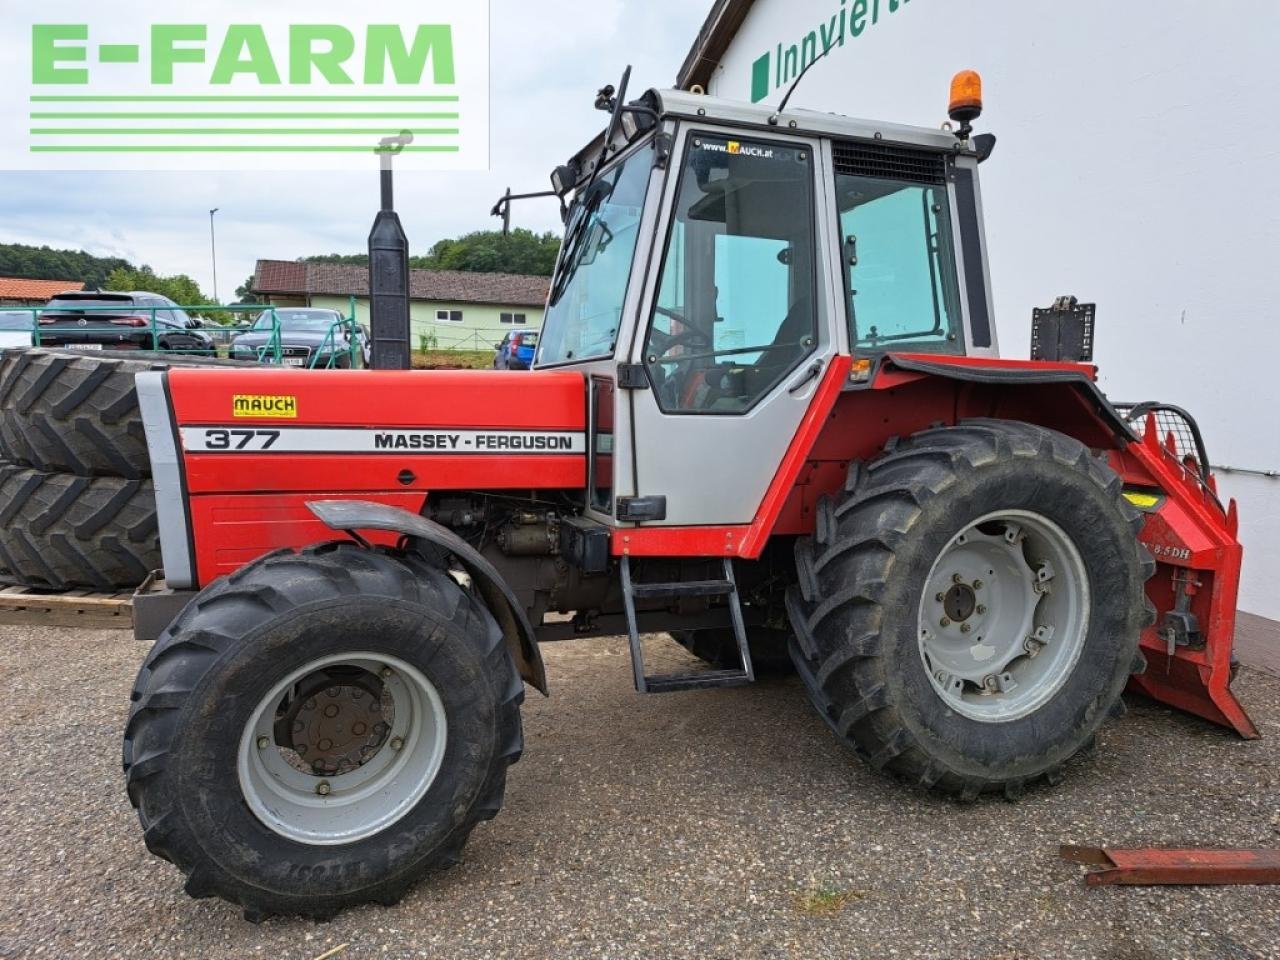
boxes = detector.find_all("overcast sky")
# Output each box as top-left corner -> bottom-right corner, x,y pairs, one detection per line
0,1 -> 707,298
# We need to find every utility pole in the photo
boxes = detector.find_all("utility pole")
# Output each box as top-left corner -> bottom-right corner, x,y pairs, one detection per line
501,188 -> 512,236
209,208 -> 220,303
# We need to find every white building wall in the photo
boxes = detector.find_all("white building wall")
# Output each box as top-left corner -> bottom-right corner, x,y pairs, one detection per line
702,0 -> 1280,618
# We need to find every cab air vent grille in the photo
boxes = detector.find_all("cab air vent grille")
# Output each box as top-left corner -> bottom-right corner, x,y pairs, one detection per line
833,141 -> 947,185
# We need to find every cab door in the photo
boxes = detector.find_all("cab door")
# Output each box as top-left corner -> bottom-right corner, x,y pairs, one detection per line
626,129 -> 841,526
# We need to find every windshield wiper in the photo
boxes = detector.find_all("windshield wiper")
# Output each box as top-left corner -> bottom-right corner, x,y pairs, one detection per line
548,177 -> 615,307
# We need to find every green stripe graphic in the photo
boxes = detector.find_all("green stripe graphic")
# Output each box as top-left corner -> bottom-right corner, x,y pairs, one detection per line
31,112 -> 459,120
30,145 -> 462,153
30,95 -> 459,102
31,128 -> 461,136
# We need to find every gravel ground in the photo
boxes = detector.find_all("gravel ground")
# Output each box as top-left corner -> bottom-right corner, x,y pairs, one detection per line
0,623 -> 1277,960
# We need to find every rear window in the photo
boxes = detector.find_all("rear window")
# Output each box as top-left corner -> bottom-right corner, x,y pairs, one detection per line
44,296 -> 136,312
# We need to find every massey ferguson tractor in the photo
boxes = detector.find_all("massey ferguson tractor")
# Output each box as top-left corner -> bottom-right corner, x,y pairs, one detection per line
111,72 -> 1255,919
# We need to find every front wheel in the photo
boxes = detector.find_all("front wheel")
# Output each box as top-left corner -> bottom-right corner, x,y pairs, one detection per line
788,420 -> 1153,798
123,543 -> 524,919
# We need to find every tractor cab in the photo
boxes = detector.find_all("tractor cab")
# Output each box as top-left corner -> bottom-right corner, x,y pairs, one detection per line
535,80 -> 997,527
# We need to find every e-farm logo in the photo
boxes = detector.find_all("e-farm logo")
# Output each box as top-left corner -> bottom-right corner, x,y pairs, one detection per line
749,0 -> 918,103
4,3 -> 490,171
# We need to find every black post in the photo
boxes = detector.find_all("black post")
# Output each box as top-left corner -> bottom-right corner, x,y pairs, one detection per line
368,134 -> 413,370
501,187 -> 511,236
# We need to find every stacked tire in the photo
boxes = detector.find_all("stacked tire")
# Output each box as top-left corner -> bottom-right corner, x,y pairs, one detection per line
0,349 -> 201,591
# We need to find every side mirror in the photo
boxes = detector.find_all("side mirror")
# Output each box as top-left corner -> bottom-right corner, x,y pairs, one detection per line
495,342 -> 503,350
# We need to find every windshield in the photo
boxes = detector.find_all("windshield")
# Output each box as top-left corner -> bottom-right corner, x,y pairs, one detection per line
537,143 -> 652,365
253,309 -> 341,332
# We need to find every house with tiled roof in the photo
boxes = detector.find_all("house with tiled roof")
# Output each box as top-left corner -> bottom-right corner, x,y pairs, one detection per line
0,277 -> 85,306
252,259 -> 548,353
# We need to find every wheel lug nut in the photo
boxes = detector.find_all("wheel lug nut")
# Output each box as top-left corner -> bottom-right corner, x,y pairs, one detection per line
316,781 -> 331,796
952,573 -> 963,584
380,667 -> 393,679
390,736 -> 405,751
935,592 -> 945,602
960,623 -> 972,634
256,736 -> 270,750
940,617 -> 951,628
973,579 -> 984,590
976,605 -> 987,615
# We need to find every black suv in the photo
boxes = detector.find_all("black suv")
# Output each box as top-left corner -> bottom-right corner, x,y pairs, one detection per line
36,291 -> 216,356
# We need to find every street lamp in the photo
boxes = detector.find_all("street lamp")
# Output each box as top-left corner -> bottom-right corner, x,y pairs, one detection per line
209,208 -> 220,304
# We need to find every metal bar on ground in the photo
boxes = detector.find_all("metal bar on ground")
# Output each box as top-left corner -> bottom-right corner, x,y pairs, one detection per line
1060,845 -> 1280,886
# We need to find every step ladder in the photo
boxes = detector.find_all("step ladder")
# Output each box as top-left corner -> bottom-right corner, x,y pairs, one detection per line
620,556 -> 755,693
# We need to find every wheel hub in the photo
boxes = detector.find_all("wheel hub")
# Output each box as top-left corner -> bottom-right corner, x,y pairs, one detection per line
274,669 -> 392,777
942,582 -> 977,623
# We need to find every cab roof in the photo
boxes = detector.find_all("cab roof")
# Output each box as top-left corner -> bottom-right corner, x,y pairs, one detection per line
568,87 -> 971,190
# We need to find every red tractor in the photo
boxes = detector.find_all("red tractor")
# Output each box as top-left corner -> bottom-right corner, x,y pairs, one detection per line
121,73 -> 1254,919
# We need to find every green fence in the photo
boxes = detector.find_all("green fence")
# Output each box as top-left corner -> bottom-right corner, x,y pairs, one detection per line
416,325 -> 537,354
0,301 -> 363,370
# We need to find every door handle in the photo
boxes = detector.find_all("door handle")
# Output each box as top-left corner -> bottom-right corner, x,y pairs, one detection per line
788,359 -> 824,394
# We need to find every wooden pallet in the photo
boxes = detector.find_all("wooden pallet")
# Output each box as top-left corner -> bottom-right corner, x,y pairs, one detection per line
0,584 -> 134,629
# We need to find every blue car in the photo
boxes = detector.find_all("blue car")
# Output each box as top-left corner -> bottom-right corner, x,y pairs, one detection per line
493,330 -> 538,370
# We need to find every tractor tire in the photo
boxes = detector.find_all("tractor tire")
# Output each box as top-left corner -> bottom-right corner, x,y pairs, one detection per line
788,420 -> 1153,799
0,459 -> 159,590
672,626 -> 795,675
123,543 -> 524,921
0,348 -> 246,479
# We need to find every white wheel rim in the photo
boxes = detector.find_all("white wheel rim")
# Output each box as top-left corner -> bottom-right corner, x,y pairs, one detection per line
917,509 -> 1090,723
237,652 -> 447,845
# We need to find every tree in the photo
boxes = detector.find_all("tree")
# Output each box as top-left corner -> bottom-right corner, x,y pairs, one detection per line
234,275 -> 261,304
417,229 -> 560,276
0,242 -> 131,289
304,253 -> 368,266
104,266 -> 218,318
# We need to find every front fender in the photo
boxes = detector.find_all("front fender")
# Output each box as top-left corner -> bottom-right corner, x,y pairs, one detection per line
307,499 -> 548,695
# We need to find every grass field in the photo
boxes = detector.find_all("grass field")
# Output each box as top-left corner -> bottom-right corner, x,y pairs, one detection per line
411,349 -> 494,370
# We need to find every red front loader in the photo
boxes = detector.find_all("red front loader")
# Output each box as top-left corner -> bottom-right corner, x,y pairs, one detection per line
123,75 -> 1254,919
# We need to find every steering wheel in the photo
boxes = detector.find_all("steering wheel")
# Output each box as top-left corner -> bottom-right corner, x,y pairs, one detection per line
649,305 -> 712,360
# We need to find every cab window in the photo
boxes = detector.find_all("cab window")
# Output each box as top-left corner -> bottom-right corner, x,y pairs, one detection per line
644,134 -> 818,414
836,170 -> 962,351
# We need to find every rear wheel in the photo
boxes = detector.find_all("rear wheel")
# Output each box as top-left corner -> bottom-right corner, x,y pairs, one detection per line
788,420 -> 1153,798
671,626 -> 794,674
124,544 -> 524,919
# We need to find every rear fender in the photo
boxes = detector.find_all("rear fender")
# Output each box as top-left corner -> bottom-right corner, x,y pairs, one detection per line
876,354 -> 1255,739
307,499 -> 548,696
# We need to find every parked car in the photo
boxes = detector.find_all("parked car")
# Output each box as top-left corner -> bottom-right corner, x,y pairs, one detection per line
493,330 -> 538,370
35,291 -> 215,355
0,309 -> 35,349
230,307 -> 366,368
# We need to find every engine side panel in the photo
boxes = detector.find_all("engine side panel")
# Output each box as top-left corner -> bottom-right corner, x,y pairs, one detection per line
161,367 -> 588,587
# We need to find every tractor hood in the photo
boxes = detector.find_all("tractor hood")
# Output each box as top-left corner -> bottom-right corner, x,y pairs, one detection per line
136,367 -> 587,587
